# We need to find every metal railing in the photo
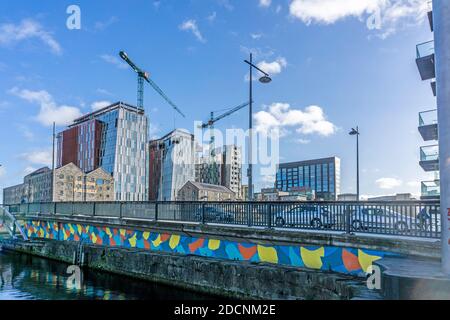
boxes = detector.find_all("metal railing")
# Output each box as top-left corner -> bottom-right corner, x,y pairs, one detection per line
3,200 -> 442,239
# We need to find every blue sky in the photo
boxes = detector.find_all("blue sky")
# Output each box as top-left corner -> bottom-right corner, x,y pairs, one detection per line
0,0 -> 436,200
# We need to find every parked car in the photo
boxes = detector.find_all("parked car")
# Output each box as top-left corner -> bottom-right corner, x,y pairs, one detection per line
194,206 -> 234,223
273,205 -> 336,229
350,207 -> 411,233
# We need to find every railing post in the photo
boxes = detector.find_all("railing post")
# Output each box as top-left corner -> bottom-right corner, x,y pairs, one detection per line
119,202 -> 123,219
267,203 -> 272,229
201,202 -> 206,225
92,202 -> 96,217
155,202 -> 158,221
345,204 -> 351,234
27,203 -> 30,216
247,202 -> 252,227
53,202 -> 57,215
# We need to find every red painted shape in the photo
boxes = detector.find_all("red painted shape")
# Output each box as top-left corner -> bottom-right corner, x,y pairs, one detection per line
110,238 -> 116,246
74,234 -> 80,241
144,240 -> 150,249
161,234 -> 170,242
189,238 -> 205,253
342,249 -> 361,272
238,244 -> 257,260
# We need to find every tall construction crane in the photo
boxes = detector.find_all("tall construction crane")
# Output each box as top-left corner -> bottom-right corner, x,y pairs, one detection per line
119,51 -> 185,117
199,101 -> 251,185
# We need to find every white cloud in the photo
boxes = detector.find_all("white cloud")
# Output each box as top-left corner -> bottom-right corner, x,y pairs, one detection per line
21,149 -> 52,167
289,0 -> 428,37
376,177 -> 402,189
407,181 -> 421,187
16,124 -> 34,140
0,19 -> 62,55
100,54 -> 128,69
218,0 -> 234,11
9,87 -> 82,126
0,166 -> 5,178
94,16 -> 118,31
254,103 -> 337,137
179,20 -> 206,43
91,100 -> 111,111
296,138 -> 311,144
257,57 -> 287,76
259,0 -> 272,8
251,33 -> 263,40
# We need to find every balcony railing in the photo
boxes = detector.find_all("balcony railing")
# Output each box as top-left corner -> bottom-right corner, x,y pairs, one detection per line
418,109 -> 438,141
2,200 -> 442,239
416,40 -> 434,58
419,109 -> 437,126
420,145 -> 439,161
421,180 -> 440,199
416,40 -> 435,80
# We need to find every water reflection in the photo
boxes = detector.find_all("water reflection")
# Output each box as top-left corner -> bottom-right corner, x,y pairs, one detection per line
0,250 -> 215,300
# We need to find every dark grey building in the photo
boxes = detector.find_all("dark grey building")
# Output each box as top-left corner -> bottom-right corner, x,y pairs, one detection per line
275,157 -> 341,201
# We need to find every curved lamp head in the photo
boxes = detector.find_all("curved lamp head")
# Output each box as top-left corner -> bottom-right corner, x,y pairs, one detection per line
349,128 -> 359,136
259,75 -> 272,84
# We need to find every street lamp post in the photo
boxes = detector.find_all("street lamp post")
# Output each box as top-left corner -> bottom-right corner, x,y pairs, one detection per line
349,127 -> 360,201
244,53 -> 272,201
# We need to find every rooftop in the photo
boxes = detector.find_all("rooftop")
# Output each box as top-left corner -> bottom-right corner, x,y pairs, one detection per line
71,101 -> 144,126
186,181 -> 234,194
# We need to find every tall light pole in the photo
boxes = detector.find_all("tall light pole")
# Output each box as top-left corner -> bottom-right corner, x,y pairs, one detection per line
244,53 -> 272,201
433,0 -> 450,275
349,127 -> 360,201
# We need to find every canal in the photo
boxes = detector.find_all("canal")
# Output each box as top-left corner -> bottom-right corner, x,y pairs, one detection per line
0,248 -> 215,300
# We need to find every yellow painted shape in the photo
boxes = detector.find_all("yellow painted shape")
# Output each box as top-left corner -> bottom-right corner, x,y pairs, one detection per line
300,247 -> 325,269
257,245 -> 278,264
152,234 -> 162,247
120,229 -> 126,237
68,224 -> 74,234
105,228 -> 112,237
169,235 -> 181,249
91,232 -> 97,244
208,239 -> 221,251
77,225 -> 82,235
129,234 -> 137,247
143,232 -> 150,240
358,249 -> 381,273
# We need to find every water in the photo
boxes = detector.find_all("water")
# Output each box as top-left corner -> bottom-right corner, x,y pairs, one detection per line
0,249 -> 215,300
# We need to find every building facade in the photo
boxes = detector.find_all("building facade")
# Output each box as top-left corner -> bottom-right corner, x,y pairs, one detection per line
415,5 -> 440,201
3,184 -> 28,205
177,181 -> 235,201
24,167 -> 53,203
275,157 -> 341,201
148,129 -> 195,201
53,163 -> 114,202
57,102 -> 148,201
220,145 -> 242,198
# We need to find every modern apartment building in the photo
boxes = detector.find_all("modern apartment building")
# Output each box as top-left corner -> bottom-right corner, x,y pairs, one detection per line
57,102 -> 148,201
195,145 -> 243,199
220,145 -> 242,198
53,163 -> 114,202
275,157 -> 341,201
416,3 -> 440,200
148,129 -> 195,201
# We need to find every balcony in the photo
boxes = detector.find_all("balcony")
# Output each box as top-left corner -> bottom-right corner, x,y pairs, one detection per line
431,81 -> 436,96
427,1 -> 433,32
418,109 -> 438,141
421,180 -> 440,200
419,145 -> 439,172
416,40 -> 435,80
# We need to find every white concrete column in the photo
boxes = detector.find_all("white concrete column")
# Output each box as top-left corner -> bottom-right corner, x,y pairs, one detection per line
433,0 -> 450,274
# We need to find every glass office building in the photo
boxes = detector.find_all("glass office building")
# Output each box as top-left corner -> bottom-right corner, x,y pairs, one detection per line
275,157 -> 341,200
58,102 -> 148,201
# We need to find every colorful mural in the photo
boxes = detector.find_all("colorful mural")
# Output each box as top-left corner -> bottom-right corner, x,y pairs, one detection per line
24,220 -> 394,276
